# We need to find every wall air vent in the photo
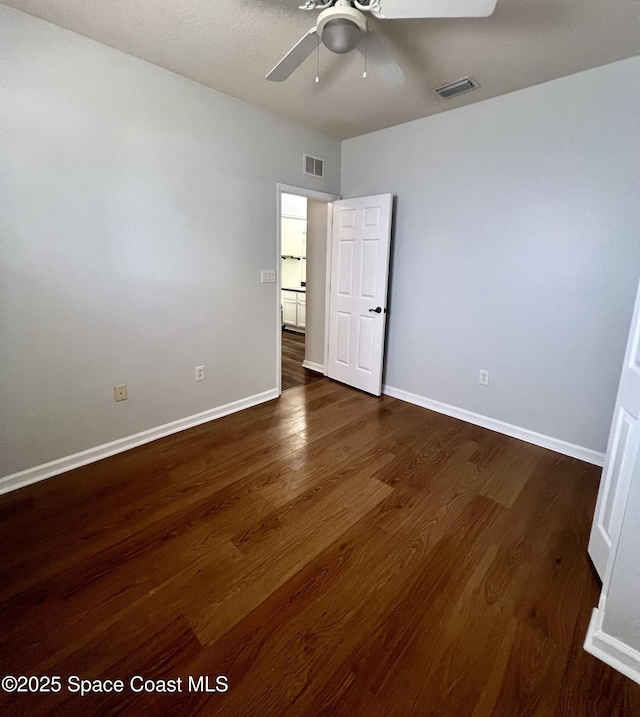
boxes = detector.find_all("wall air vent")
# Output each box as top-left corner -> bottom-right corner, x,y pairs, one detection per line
303,154 -> 325,179
433,77 -> 479,100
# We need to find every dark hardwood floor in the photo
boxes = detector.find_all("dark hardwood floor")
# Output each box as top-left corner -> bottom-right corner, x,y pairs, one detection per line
0,379 -> 638,717
282,328 -> 323,391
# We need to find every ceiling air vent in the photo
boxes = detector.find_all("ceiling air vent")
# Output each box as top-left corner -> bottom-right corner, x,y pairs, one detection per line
433,77 -> 479,100
303,154 -> 325,179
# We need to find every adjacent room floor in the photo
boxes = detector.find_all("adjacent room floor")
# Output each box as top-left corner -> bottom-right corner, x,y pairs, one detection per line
281,327 -> 323,391
1,379 -> 639,717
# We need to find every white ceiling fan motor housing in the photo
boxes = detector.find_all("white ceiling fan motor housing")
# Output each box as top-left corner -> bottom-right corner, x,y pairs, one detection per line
317,1 -> 368,54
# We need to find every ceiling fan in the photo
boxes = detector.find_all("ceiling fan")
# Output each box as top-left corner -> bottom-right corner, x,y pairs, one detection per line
266,0 -> 497,88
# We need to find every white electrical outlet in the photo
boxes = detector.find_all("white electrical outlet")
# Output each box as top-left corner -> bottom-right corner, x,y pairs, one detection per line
114,384 -> 128,402
195,365 -> 205,382
261,269 -> 276,283
479,370 -> 490,386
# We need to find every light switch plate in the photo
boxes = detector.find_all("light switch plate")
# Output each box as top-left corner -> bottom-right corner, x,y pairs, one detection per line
261,269 -> 276,283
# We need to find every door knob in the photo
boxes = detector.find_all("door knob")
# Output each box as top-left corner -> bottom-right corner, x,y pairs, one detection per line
369,307 -> 382,314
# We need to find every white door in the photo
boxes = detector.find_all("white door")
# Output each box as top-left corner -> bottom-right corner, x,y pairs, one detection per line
589,277 -> 640,579
327,194 -> 393,396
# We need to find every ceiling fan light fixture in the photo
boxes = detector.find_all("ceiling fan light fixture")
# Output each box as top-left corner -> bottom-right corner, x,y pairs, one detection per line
316,3 -> 368,55
321,18 -> 362,54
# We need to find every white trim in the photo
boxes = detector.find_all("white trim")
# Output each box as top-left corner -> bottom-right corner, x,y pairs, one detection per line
324,201 -> 334,376
302,360 -> 325,374
584,607 -> 640,686
276,184 -> 339,397
0,389 -> 279,496
277,183 -> 338,204
382,385 -> 605,466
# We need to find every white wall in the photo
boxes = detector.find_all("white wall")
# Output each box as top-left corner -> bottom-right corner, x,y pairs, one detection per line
341,57 -> 640,453
0,6 -> 340,479
305,199 -> 329,368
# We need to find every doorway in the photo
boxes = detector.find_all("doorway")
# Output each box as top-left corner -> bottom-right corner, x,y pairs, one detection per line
277,184 -> 339,395
281,331 -> 317,391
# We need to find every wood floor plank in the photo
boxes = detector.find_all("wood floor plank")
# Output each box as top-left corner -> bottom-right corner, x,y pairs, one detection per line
189,458 -> 395,645
478,438 -> 542,507
6,445 -> 393,671
141,435 -> 497,717
300,495 -> 505,717
0,615 -> 201,717
472,616 -> 520,717
282,329 -> 323,392
0,378 -> 638,717
0,386 -> 380,598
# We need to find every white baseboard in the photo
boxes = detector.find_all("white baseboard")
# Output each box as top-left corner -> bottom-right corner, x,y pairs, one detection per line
584,607 -> 640,685
0,388 -> 279,496
382,385 -> 605,467
302,360 -> 325,375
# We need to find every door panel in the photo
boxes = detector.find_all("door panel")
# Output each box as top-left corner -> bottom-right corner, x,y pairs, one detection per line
361,240 -> 379,298
297,298 -> 306,329
336,312 -> 351,365
357,315 -> 375,372
338,242 -> 354,295
589,277 -> 640,579
340,208 -> 356,228
601,410 -> 633,534
282,297 -> 297,327
327,195 -> 393,395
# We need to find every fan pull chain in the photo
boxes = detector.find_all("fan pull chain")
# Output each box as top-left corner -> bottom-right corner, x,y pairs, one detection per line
316,35 -> 320,83
363,22 -> 368,78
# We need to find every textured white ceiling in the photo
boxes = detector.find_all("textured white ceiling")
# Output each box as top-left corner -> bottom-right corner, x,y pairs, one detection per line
3,0 -> 639,139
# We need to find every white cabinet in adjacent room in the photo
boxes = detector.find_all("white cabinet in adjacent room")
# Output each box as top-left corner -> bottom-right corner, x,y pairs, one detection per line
282,217 -> 306,258
282,290 -> 306,332
281,193 -> 308,334
297,294 -> 306,329
282,291 -> 298,328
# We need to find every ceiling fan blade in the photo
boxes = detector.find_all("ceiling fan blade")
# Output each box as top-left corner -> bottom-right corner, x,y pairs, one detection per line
266,27 -> 319,82
357,32 -> 405,88
375,0 -> 497,18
